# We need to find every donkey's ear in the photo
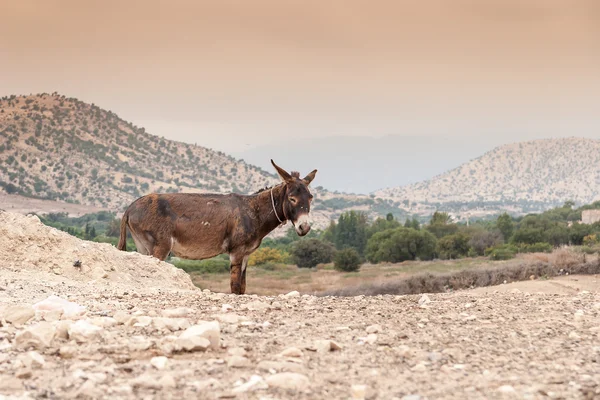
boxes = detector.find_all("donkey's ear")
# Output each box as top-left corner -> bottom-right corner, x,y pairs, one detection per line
303,169 -> 317,185
271,159 -> 292,182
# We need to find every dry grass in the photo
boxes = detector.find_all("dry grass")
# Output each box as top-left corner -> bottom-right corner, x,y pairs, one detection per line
321,248 -> 600,297
189,248 -> 600,296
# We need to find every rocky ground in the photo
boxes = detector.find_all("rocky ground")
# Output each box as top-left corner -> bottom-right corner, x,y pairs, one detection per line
1,211 -> 600,400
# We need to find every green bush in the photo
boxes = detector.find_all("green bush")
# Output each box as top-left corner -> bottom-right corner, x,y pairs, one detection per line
290,239 -> 336,269
334,248 -> 362,272
366,227 -> 437,263
486,244 -> 517,260
518,242 -> 553,253
436,232 -> 471,260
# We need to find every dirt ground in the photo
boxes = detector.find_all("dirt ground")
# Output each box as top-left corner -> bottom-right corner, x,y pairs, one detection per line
1,211 -> 600,400
0,194 -> 107,217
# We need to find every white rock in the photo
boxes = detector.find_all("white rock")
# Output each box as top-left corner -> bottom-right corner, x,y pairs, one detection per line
131,374 -> 161,390
366,324 -> 381,334
314,340 -> 342,353
152,317 -> 190,331
18,351 -> 45,369
180,321 -> 220,349
265,372 -> 309,391
214,314 -> 244,324
498,385 -> 516,394
418,295 -> 431,307
232,375 -> 268,393
245,301 -> 269,311
175,336 -> 211,352
568,331 -> 581,340
161,307 -> 193,318
159,374 -> 177,389
113,311 -> 130,324
150,356 -> 169,370
227,347 -> 247,357
351,384 -> 368,399
221,304 -> 233,312
126,316 -> 152,327
33,295 -> 86,319
1,305 -> 35,326
59,345 -> 78,359
90,317 -> 117,328
284,291 -> 300,298
14,321 -> 56,349
68,320 -> 103,342
227,356 -> 251,368
280,347 -> 303,358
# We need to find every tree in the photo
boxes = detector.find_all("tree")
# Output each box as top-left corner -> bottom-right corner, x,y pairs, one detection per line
366,227 -> 437,263
496,213 -> 514,241
467,228 -> 503,256
334,211 -> 368,254
334,248 -> 362,272
437,232 -> 471,259
290,239 -> 336,268
386,213 -> 394,222
426,212 -> 457,239
367,217 -> 400,239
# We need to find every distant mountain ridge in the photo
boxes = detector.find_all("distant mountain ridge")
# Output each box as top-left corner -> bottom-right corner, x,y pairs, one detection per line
0,93 -> 411,232
376,138 -> 600,213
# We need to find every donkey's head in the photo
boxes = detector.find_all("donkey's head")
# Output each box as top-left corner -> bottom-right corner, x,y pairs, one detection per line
271,159 -> 317,236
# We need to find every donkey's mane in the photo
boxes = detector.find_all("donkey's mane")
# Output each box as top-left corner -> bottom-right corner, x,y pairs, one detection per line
252,172 -> 300,195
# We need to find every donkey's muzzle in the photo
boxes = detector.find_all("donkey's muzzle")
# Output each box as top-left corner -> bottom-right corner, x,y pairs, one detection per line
296,222 -> 311,236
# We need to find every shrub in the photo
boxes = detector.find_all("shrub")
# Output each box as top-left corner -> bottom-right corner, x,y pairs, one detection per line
366,227 -> 437,263
334,248 -> 362,272
486,244 -> 517,260
518,242 -> 553,253
437,233 -> 471,260
290,239 -> 335,269
248,247 -> 288,266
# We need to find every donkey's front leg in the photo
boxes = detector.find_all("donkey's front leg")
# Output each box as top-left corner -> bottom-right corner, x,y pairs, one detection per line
229,255 -> 248,295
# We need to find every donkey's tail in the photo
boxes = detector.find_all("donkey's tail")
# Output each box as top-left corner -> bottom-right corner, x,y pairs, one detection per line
117,210 -> 129,251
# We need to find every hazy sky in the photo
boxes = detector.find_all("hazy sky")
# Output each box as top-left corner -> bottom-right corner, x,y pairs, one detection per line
2,0 -> 599,153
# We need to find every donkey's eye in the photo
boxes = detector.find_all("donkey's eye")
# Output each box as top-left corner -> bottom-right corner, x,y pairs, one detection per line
289,197 -> 297,204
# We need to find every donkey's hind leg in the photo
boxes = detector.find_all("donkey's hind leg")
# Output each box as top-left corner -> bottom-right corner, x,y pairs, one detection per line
151,237 -> 173,261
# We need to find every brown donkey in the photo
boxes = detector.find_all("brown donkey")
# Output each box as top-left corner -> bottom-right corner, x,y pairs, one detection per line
117,160 -> 317,294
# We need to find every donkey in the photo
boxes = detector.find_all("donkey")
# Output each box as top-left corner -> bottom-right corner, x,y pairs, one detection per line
117,160 -> 317,294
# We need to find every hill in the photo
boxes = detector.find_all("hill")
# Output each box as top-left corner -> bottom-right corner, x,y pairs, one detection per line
376,138 -> 600,217
0,94 -> 410,230
0,93 -> 277,210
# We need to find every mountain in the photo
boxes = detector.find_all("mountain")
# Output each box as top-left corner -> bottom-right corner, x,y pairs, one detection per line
376,138 -> 600,216
236,135 -> 502,194
0,93 -> 410,231
0,93 -> 278,210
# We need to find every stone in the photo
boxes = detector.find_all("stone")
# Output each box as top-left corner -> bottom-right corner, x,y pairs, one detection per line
214,314 -> 244,324
175,336 -> 211,352
418,294 -> 431,307
265,372 -> 309,391
68,320 -> 103,342
126,316 -> 152,327
90,317 -> 117,328
314,340 -> 342,353
179,321 -> 220,349
257,360 -> 305,374
161,307 -> 193,318
227,347 -> 247,357
59,345 -> 78,359
498,385 -> 516,394
15,367 -> 32,379
76,379 -> 103,398
366,324 -> 381,334
159,373 -> 177,389
19,351 -> 45,369
232,375 -> 268,393
33,295 -> 85,319
2,305 -> 35,326
227,356 -> 251,368
14,321 -> 56,350
351,384 -> 368,399
245,301 -> 269,311
131,374 -> 162,390
280,347 -> 303,358
150,356 -> 169,370
55,320 -> 72,340
152,317 -> 190,331
113,311 -> 130,325
221,304 -> 233,312
284,291 -> 300,298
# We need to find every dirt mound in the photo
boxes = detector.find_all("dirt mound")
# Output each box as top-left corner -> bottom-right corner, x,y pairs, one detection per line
0,211 -> 194,291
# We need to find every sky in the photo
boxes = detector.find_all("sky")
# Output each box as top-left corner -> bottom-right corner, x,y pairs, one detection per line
1,1 -> 599,171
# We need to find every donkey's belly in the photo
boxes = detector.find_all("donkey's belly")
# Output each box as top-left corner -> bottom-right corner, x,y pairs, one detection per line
170,238 -> 224,260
